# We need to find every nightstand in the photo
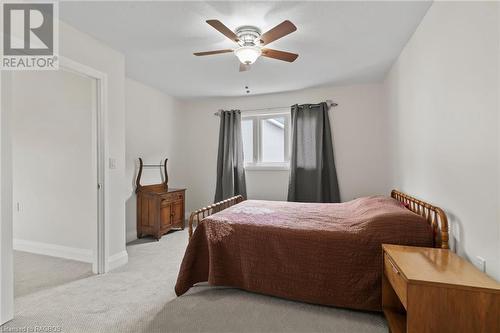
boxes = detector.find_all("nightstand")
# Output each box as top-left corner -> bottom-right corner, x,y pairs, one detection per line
382,244 -> 500,333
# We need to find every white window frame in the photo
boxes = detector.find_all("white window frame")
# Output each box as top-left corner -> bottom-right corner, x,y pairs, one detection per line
242,110 -> 291,171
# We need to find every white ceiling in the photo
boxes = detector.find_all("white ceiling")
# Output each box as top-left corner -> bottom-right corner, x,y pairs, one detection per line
60,1 -> 431,98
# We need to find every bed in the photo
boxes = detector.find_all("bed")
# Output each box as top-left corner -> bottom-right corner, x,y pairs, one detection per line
175,190 -> 449,311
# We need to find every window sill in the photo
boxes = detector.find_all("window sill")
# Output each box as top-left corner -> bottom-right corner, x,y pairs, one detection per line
244,164 -> 290,171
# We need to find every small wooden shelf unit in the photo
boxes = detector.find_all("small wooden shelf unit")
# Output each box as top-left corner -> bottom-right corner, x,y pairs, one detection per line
382,244 -> 500,333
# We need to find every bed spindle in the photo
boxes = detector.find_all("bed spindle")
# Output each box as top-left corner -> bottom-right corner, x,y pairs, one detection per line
188,195 -> 244,238
391,190 -> 449,249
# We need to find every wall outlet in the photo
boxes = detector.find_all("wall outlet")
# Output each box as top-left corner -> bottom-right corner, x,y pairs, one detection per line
474,256 -> 486,273
109,158 -> 117,169
16,202 -> 22,212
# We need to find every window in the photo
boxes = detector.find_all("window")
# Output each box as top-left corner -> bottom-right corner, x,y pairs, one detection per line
241,118 -> 254,164
241,112 -> 290,170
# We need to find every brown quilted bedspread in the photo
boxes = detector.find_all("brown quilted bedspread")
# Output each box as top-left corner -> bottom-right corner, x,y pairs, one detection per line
175,196 -> 433,311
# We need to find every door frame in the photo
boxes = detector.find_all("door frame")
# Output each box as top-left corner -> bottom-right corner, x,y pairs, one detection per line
1,70 -> 14,325
0,56 -> 110,325
60,56 -> 109,274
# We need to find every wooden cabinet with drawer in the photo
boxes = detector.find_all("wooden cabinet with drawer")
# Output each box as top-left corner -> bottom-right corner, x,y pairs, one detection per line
135,158 -> 185,241
382,244 -> 500,333
137,186 -> 185,240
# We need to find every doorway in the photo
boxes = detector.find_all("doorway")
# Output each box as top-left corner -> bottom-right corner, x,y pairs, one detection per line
6,58 -> 109,307
11,59 -> 108,277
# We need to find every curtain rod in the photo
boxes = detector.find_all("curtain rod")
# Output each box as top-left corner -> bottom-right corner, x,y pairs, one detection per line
213,100 -> 338,116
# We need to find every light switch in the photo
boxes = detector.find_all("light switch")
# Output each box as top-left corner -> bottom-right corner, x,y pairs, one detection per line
109,158 -> 117,169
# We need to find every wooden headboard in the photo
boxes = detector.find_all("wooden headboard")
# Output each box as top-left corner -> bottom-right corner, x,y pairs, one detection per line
391,189 -> 449,249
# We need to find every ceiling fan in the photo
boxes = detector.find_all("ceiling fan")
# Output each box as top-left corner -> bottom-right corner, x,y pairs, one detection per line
194,19 -> 298,72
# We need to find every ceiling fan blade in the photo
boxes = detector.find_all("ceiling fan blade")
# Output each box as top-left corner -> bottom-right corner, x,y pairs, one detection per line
206,20 -> 239,43
193,49 -> 233,56
261,48 -> 299,62
239,63 -> 251,72
260,20 -> 297,45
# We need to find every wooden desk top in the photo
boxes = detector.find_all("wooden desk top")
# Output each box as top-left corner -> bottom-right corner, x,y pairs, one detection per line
383,244 -> 500,292
138,184 -> 186,195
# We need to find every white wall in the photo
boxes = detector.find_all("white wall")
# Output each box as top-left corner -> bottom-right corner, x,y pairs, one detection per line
59,21 -> 127,259
384,1 -> 500,279
3,20 -> 127,264
11,70 -> 96,259
178,83 -> 390,213
125,78 -> 184,242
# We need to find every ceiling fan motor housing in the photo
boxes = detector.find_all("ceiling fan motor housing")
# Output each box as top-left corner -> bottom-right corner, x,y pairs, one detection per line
235,26 -> 262,47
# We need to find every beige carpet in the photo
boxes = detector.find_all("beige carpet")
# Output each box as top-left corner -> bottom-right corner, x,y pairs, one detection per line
14,250 -> 93,298
2,230 -> 387,333
144,286 -> 386,333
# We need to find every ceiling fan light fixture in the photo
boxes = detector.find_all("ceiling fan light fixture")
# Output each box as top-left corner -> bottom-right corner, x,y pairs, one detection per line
194,20 -> 298,71
234,46 -> 261,64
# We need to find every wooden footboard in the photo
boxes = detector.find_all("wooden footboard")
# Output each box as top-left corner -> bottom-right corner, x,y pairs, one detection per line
391,190 -> 449,249
188,195 -> 244,238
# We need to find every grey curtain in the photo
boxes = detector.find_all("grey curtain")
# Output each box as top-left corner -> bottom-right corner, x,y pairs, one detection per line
287,102 -> 340,203
214,110 -> 247,202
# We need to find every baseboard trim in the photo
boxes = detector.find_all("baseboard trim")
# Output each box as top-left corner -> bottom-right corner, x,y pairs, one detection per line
13,239 -> 93,263
108,250 -> 128,270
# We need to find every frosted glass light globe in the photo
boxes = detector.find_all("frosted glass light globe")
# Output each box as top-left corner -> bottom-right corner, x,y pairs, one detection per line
234,46 -> 262,64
